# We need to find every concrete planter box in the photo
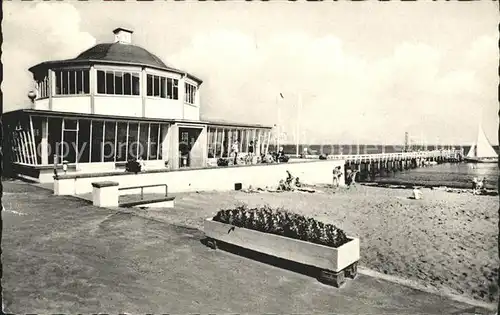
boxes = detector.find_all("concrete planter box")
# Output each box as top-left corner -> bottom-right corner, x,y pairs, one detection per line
204,218 -> 360,287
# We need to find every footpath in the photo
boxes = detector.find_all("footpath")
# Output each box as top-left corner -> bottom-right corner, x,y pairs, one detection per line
1,180 -> 494,314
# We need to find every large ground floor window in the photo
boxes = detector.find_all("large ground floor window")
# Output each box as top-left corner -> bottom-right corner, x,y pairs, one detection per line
5,116 -> 38,165
206,126 -> 271,159
7,115 -> 168,165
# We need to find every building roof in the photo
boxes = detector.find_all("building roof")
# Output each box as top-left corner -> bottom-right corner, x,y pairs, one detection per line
75,43 -> 167,69
113,27 -> 133,34
29,43 -> 202,84
4,109 -> 274,129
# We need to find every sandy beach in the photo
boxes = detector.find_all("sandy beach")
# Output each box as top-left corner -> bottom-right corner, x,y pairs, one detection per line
130,184 -> 499,305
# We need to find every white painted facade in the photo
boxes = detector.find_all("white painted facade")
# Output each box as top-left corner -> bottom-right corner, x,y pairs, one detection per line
34,66 -> 201,121
7,27 -> 273,184
52,96 -> 92,114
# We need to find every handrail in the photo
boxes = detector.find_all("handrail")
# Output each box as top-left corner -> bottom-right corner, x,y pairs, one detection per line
118,183 -> 168,200
301,149 -> 462,161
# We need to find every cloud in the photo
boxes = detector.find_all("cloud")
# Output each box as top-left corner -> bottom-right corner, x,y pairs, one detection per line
168,29 -> 496,144
2,4 -> 495,144
2,2 -> 96,112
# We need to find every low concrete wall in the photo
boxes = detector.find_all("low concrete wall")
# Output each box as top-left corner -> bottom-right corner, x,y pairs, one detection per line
36,160 -> 169,184
54,159 -> 345,196
91,181 -> 120,208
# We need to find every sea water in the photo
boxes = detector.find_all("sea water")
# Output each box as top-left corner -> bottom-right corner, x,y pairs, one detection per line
377,162 -> 499,190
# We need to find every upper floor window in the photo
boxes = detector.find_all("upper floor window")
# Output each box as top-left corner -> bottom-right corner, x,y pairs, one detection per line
147,74 -> 165,98
147,75 -> 179,99
185,82 -> 197,105
97,70 -> 140,96
167,78 -> 179,100
37,75 -> 50,99
55,70 -> 90,95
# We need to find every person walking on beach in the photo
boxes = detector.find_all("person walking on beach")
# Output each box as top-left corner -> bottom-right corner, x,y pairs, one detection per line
332,166 -> 342,189
472,177 -> 480,194
345,169 -> 352,186
345,169 -> 358,189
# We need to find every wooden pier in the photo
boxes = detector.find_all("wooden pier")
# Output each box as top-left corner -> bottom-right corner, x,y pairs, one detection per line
328,149 -> 461,163
301,149 -> 463,182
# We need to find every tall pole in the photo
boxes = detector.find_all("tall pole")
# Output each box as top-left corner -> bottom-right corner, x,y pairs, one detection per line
296,93 -> 301,157
421,131 -> 424,151
404,132 -> 409,152
276,95 -> 280,152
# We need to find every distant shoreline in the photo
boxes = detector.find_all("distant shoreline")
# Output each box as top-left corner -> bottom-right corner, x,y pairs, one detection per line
362,179 -> 497,191
271,144 -> 496,155
269,143 -> 500,154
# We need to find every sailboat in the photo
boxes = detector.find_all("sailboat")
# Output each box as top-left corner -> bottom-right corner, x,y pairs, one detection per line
464,124 -> 498,163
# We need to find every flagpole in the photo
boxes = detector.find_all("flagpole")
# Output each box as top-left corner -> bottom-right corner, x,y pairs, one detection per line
276,95 -> 280,152
296,93 -> 301,157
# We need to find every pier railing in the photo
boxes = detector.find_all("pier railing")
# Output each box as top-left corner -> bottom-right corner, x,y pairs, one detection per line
302,150 -> 462,163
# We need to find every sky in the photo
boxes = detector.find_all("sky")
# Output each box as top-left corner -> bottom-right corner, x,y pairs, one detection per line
2,1 -> 498,145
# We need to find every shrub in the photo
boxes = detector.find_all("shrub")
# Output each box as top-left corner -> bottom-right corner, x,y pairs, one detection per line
279,155 -> 290,163
125,159 -> 141,173
261,154 -> 274,163
212,205 -> 349,248
217,158 -> 230,166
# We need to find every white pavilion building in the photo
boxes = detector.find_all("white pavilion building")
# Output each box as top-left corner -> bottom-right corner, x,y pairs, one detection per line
3,28 -> 272,183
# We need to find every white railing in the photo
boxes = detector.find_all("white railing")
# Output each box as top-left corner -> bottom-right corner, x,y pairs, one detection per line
302,150 -> 461,162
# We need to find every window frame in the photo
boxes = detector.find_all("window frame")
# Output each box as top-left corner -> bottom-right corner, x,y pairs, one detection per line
184,82 -> 197,105
36,74 -> 50,100
53,68 -> 91,96
96,68 -> 141,97
166,77 -> 179,100
146,74 -> 180,100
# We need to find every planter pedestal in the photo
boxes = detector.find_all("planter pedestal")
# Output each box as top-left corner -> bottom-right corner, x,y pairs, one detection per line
206,238 -> 218,250
320,269 -> 346,287
345,262 -> 358,279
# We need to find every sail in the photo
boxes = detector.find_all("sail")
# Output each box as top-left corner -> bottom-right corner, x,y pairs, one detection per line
466,144 -> 476,157
474,125 -> 498,158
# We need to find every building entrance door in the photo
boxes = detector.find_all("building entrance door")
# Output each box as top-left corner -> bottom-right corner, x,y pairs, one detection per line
178,127 -> 203,168
62,119 -> 78,164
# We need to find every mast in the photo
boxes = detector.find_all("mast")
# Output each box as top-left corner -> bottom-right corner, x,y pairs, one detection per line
296,93 -> 301,157
276,95 -> 280,152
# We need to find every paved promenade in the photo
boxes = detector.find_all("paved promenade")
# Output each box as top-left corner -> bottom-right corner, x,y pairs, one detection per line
1,180 -> 494,314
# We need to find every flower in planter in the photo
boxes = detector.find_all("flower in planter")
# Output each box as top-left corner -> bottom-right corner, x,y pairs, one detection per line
213,205 -> 349,248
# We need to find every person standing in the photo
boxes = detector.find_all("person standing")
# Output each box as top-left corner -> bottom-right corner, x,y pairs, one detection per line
248,140 -> 255,164
332,166 -> 343,188
350,170 -> 359,188
277,146 -> 285,163
345,169 -> 353,187
248,141 -> 254,155
232,140 -> 239,165
472,177 -> 479,193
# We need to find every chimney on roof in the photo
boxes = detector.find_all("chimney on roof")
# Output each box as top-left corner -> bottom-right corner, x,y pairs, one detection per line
113,27 -> 133,44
